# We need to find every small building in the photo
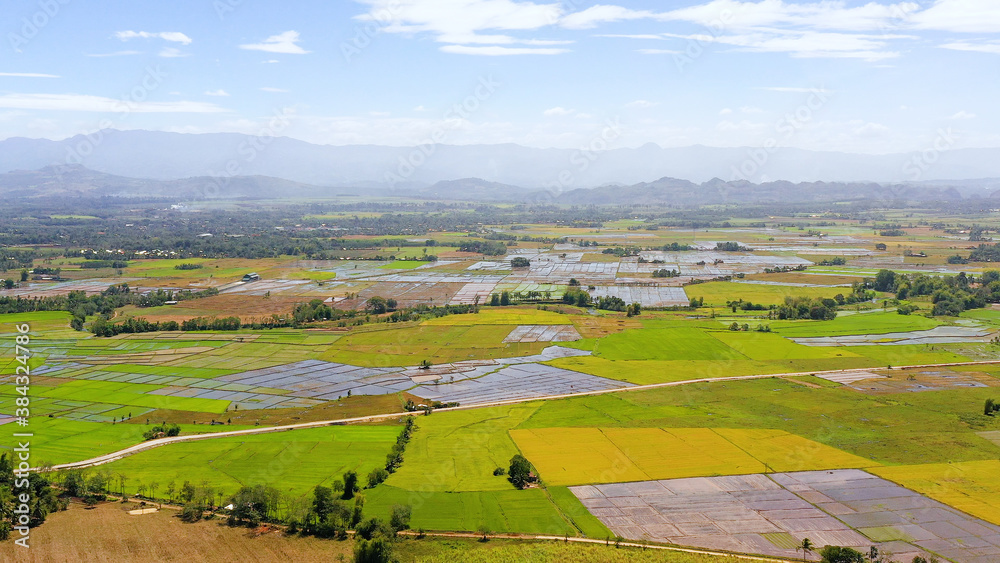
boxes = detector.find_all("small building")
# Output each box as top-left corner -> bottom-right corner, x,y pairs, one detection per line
242,273 -> 260,282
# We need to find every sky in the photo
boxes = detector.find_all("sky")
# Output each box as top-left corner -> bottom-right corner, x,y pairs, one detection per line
0,0 -> 998,154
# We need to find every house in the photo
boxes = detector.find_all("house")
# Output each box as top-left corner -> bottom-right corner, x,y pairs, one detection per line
242,273 -> 260,282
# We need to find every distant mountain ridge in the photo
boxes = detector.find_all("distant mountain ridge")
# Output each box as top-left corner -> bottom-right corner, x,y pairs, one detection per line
4,130 -> 1000,189
0,165 -> 989,205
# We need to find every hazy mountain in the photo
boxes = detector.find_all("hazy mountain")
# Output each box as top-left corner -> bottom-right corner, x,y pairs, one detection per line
0,164 -> 338,200
4,130 -> 1000,189
0,165 -> 983,206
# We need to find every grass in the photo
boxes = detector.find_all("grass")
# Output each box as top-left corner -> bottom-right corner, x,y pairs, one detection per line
516,379 -> 1000,466
684,281 -> 845,307
321,324 -> 547,366
547,485 -> 613,538
424,308 -> 574,326
872,460 -> 1000,526
771,310 -> 943,337
96,425 -> 400,498
17,379 -> 231,414
510,427 -> 876,486
568,327 -> 746,361
379,260 -> 431,269
386,404 -> 541,492
366,486 -> 576,535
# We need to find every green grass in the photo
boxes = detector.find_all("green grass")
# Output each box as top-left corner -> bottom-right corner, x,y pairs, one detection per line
96,425 -> 400,498
398,538 -> 736,562
771,310 -> 943,337
379,261 -> 431,269
366,486 -> 575,535
386,404 -> 540,492
568,327 -> 746,361
11,379 -> 231,414
547,486 -> 613,538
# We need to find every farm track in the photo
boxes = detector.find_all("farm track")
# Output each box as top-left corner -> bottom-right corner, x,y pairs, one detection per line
43,358 -> 1000,472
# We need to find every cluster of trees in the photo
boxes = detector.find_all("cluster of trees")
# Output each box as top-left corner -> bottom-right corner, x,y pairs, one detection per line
880,269 -> 1000,316
969,243 -> 1000,262
775,296 -> 838,321
728,322 -> 772,332
367,417 -> 416,488
652,268 -> 680,278
510,257 -> 531,268
661,242 -> 695,251
560,289 -> 640,314
365,296 -> 399,314
818,257 -> 847,266
602,246 -> 641,257
715,242 -> 751,252
80,260 -> 129,269
986,398 -> 999,416
142,423 -> 181,441
174,263 -> 204,270
489,290 -> 553,306
879,229 -> 906,236
0,454 -> 64,542
458,240 -> 508,255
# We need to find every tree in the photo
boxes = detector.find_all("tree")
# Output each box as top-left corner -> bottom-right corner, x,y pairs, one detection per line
478,523 -> 491,541
987,398 -> 996,416
798,538 -> 814,561
820,545 -> 866,563
508,454 -> 533,490
342,471 -> 359,500
365,296 -> 389,314
499,291 -> 512,306
389,504 -> 411,533
510,257 -> 531,268
353,536 -> 394,563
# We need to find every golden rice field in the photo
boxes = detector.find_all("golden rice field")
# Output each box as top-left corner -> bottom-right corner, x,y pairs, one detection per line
422,308 -> 573,326
872,460 -> 1000,526
510,427 -> 878,486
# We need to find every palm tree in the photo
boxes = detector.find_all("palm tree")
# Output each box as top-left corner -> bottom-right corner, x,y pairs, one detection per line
798,538 -> 814,561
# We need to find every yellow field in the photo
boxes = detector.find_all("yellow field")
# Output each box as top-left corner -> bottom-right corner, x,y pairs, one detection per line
872,460 -> 1000,525
423,308 -> 574,326
511,427 -> 878,486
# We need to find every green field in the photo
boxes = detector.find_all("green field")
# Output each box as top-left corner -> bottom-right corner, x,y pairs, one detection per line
685,281 -> 846,306
98,425 -> 400,498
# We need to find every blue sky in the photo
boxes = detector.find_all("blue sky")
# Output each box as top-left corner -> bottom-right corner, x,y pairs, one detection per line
0,0 -> 997,153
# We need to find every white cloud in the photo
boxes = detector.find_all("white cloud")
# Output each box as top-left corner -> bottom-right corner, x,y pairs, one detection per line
262,59 -> 281,64
940,40 -> 1000,54
0,93 -> 228,113
239,31 -> 310,54
413,105 -> 429,112
740,105 -> 764,114
543,106 -> 574,116
852,121 -> 889,137
204,89 -> 230,97
560,5 -> 652,30
85,51 -> 141,58
757,86 -> 833,93
260,87 -> 290,93
440,45 -> 568,55
159,47 -> 189,58
370,111 -> 391,117
0,72 -> 58,78
718,108 -> 733,115
663,30 -> 905,61
909,0 -> 1000,33
626,100 -> 658,109
115,31 -> 193,45
636,48 -> 681,55
950,110 -> 977,120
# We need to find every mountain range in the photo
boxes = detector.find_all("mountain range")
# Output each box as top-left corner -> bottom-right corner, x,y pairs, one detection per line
4,130 -> 1000,189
